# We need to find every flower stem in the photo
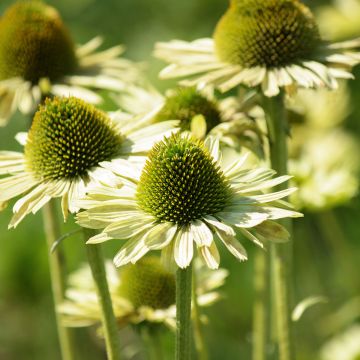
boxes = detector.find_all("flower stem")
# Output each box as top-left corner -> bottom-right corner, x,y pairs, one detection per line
42,200 -> 76,360
192,269 -> 208,360
140,326 -> 164,360
176,264 -> 193,360
263,93 -> 294,360
83,228 -> 121,360
252,248 -> 269,360
317,210 -> 357,291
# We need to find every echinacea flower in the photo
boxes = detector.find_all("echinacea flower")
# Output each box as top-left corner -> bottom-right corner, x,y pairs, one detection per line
317,0 -> 360,41
0,1 -> 141,126
290,129 -> 359,211
114,84 -> 264,155
59,256 -> 228,329
154,0 -> 360,97
77,134 -> 302,269
0,96 -> 178,228
320,324 -> 360,360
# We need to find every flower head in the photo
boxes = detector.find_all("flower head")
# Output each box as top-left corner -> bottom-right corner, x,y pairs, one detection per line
0,96 -> 178,227
77,134 -> 302,269
153,87 -> 221,133
317,0 -> 360,41
214,0 -> 320,68
0,1 -> 76,83
25,97 -> 123,181
119,257 -> 175,310
114,84 -> 265,155
155,0 -> 360,97
59,257 -> 228,329
0,1 -> 141,126
290,129 -> 360,211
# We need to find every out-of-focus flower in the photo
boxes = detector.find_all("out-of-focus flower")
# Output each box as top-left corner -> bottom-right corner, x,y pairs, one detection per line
114,84 -> 265,157
0,96 -> 178,227
320,324 -> 360,360
290,129 -> 360,211
59,256 -> 229,330
287,85 -> 360,211
77,134 -> 301,269
317,0 -> 360,41
0,1 -> 141,126
155,0 -> 360,97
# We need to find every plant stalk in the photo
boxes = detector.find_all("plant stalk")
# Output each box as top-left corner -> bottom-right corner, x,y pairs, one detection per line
140,326 -> 164,360
176,264 -> 193,360
83,228 -> 121,360
192,269 -> 208,360
252,248 -> 269,360
263,93 -> 294,360
42,200 -> 76,360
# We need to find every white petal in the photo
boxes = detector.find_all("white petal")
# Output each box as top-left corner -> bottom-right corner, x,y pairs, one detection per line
215,228 -> 248,261
174,227 -> 194,268
218,210 -> 268,228
144,222 -> 177,250
198,243 -> 220,269
190,220 -> 213,247
203,215 -> 236,236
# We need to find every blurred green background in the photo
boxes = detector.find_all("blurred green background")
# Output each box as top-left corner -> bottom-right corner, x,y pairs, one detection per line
0,0 -> 359,359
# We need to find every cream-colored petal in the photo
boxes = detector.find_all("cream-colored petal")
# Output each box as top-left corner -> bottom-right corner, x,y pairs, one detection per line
0,173 -> 38,201
100,216 -> 154,240
190,220 -> 213,247
217,210 -> 268,228
9,184 -> 52,228
204,215 -> 236,236
51,84 -> 102,104
113,232 -> 149,267
215,228 -> 248,261
174,227 -> 194,268
198,242 -> 220,269
144,222 -> 177,250
203,136 -> 221,163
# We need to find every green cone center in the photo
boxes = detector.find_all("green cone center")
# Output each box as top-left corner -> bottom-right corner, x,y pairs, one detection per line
0,1 -> 77,83
154,87 -> 222,133
136,134 -> 231,225
25,97 -> 123,181
118,257 -> 175,310
214,0 -> 321,68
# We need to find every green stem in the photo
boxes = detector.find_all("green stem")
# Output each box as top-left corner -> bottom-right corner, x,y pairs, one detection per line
317,210 -> 357,291
252,249 -> 269,360
176,264 -> 193,360
42,200 -> 76,360
83,229 -> 121,360
140,326 -> 164,360
192,270 -> 208,360
263,93 -> 294,360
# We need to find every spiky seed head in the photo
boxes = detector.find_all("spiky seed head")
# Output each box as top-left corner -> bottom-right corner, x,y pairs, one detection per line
118,257 -> 176,310
0,1 -> 77,83
214,0 -> 321,68
154,87 -> 222,133
25,97 -> 123,181
136,134 -> 231,225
